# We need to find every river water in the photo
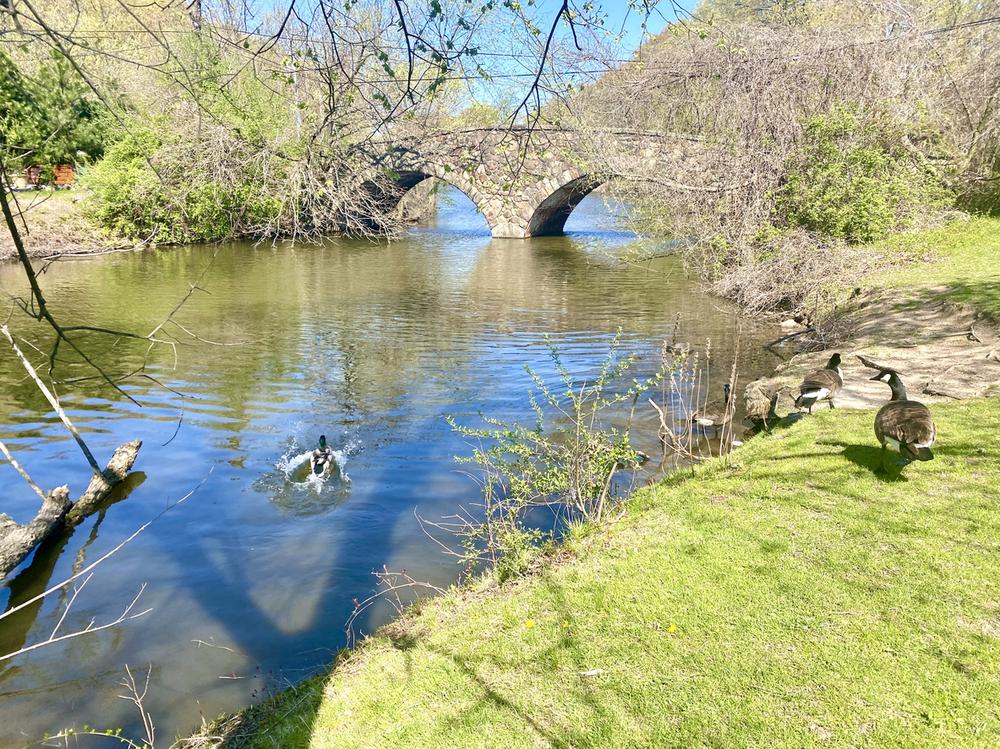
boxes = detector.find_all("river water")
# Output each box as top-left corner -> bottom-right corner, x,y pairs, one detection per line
0,187 -> 776,745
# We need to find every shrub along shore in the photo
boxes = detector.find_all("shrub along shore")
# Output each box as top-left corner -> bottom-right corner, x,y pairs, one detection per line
185,218 -> 1000,748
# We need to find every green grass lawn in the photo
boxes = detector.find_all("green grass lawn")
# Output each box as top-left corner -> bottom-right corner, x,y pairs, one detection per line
871,215 -> 1000,317
216,399 -> 1000,748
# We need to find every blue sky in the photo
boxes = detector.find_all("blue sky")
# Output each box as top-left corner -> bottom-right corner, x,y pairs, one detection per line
453,0 -> 701,112
249,0 -> 701,111
542,0 -> 699,52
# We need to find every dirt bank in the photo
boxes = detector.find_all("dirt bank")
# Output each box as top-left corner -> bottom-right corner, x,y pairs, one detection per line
758,289 -> 1000,413
0,189 -> 131,261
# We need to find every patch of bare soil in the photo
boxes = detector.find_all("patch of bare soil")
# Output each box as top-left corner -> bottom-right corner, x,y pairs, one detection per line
756,289 -> 1000,412
0,189 -> 129,261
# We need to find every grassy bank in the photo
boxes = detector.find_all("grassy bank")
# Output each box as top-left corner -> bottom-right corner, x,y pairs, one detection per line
872,215 -> 1000,317
205,399 -> 1000,748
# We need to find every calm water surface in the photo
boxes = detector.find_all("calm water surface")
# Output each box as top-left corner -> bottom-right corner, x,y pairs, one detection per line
0,188 -> 776,745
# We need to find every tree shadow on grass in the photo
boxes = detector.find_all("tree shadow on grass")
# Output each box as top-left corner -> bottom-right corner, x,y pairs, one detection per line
398,573 -> 622,749
419,643 -> 584,749
202,564 -> 628,749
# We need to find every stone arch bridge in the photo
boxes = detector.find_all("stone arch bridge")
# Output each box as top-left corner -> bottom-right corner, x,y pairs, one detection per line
365,127 -> 706,238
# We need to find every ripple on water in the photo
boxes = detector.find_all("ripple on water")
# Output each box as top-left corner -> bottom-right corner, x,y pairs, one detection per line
250,436 -> 358,517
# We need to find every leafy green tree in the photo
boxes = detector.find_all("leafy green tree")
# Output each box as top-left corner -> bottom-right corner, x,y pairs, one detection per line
0,50 -> 107,169
776,106 -> 954,243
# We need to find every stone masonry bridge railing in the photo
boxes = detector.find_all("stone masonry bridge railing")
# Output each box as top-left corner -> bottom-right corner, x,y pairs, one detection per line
363,127 -> 707,238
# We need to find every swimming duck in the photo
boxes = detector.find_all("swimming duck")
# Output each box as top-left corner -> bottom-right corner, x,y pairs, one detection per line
311,435 -> 334,476
795,353 -> 843,413
871,370 -> 936,472
692,383 -> 733,436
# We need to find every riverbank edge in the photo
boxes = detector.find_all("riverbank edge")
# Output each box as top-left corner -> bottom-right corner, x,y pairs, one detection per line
1,181 -> 442,262
180,217 -> 1000,748
751,215 -> 1000,411
183,398 -> 1000,749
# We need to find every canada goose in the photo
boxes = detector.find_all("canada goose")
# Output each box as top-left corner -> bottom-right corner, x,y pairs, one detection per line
871,370 -> 936,472
795,353 -> 843,413
692,383 -> 733,436
744,381 -> 780,431
311,435 -> 334,476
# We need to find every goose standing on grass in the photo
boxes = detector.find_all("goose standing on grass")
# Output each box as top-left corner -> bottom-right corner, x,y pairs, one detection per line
311,434 -> 334,476
872,370 -> 936,473
744,382 -> 780,432
692,383 -> 733,437
795,353 -> 843,413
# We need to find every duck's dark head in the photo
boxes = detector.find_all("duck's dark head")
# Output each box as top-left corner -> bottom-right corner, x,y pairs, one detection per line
826,353 -> 842,369
319,434 -> 327,449
723,383 -> 732,401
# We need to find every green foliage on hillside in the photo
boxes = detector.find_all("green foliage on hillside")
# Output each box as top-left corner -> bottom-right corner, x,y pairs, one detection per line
82,125 -> 283,243
0,49 -> 107,170
776,107 -> 954,243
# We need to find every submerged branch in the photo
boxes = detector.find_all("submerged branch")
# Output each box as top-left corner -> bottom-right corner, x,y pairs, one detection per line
1,323 -> 103,477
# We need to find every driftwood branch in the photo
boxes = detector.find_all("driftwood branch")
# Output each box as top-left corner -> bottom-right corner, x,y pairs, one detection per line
0,438 -> 47,500
940,325 -> 984,343
0,580 -> 151,663
0,474 -> 205,667
70,439 -> 143,521
0,437 -> 142,579
0,486 -> 71,579
0,319 -> 144,578
765,327 -> 816,350
1,323 -> 103,476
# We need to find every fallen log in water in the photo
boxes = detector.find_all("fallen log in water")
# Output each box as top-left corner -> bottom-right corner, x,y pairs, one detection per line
0,322 -> 143,579
0,440 -> 142,579
0,487 -> 71,580
69,439 -> 142,522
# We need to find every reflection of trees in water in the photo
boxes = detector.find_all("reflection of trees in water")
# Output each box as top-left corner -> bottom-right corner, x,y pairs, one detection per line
0,237 -> 760,584
0,233 -> 783,742
0,237 -> 769,521
0,236 -> 710,418
466,238 -> 690,337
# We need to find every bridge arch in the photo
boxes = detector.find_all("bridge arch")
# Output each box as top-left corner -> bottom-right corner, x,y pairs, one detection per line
524,174 -> 601,236
368,127 -> 706,239
371,166 -> 608,239
378,163 -> 497,232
